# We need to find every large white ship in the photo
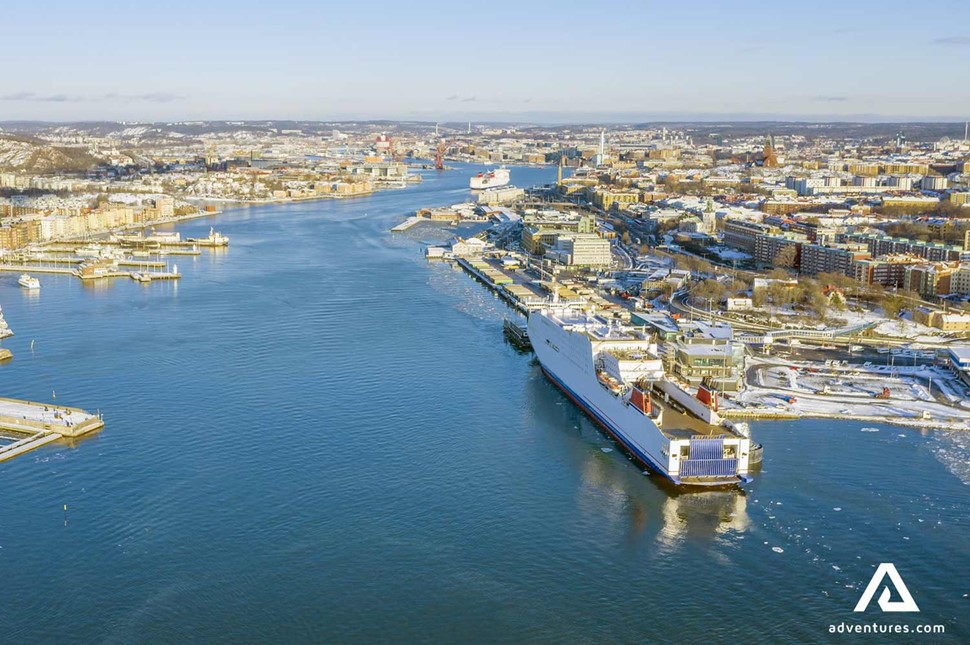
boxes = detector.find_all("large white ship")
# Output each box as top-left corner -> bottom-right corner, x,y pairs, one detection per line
470,166 -> 510,190
529,306 -> 753,486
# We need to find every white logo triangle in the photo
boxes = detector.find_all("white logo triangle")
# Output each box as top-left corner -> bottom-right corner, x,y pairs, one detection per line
854,563 -> 920,613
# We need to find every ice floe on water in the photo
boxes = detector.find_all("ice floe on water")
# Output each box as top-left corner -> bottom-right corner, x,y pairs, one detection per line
860,427 -> 880,433
928,430 -> 970,486
772,546 -> 784,553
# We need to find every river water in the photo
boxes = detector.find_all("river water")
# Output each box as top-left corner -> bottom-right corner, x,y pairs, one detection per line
0,164 -> 967,643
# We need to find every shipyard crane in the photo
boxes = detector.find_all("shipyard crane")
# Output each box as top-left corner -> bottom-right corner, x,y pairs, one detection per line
434,138 -> 448,170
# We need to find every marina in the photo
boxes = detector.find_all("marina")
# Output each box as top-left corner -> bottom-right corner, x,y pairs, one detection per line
0,229 -> 227,283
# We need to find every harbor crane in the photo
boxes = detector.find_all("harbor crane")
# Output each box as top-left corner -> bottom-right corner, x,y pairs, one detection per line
434,138 -> 448,170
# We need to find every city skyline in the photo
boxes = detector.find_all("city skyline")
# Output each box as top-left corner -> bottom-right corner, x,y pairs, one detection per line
2,0 -> 968,122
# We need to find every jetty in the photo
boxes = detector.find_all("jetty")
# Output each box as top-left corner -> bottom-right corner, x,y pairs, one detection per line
390,216 -> 422,232
0,263 -> 181,282
0,397 -> 104,462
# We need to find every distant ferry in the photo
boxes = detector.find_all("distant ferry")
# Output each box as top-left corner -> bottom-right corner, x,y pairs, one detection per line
529,306 -> 753,486
470,166 -> 510,190
186,227 -> 229,247
18,274 -> 40,290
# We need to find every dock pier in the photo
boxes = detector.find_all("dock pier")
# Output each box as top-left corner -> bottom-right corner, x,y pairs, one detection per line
0,397 -> 105,463
390,216 -> 423,232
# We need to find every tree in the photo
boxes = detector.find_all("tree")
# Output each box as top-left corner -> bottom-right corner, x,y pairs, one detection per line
768,281 -> 794,307
799,282 -> 830,321
694,279 -> 728,306
880,294 -> 905,318
767,268 -> 791,281
773,245 -> 798,270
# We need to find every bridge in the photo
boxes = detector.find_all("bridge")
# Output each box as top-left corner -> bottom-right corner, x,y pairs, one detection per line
736,322 -> 877,345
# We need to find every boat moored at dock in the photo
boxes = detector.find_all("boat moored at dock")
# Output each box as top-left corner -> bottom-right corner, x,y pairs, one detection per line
529,306 -> 753,486
186,227 -> 229,247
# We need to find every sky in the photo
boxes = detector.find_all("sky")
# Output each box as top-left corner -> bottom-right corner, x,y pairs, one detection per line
1,0 -> 968,123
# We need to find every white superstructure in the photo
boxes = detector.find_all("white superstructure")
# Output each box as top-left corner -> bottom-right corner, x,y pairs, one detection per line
18,274 -> 40,290
529,306 -> 752,486
470,166 -> 510,190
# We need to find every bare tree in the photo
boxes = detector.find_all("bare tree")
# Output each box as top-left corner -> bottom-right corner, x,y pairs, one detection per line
773,245 -> 798,270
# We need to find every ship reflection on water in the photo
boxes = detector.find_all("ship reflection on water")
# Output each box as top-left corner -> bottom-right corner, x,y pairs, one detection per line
656,488 -> 750,549
574,448 -> 750,548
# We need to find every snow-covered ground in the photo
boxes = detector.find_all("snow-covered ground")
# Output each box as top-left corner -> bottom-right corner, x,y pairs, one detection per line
709,246 -> 751,261
730,357 -> 970,430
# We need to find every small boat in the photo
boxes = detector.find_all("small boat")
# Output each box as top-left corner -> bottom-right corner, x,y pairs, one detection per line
18,274 -> 40,290
503,318 -> 531,349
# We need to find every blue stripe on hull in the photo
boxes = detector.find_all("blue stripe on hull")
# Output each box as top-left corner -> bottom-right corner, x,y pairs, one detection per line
539,365 -> 678,484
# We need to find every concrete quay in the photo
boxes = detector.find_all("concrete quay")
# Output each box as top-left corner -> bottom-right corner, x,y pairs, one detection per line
0,264 -> 180,282
0,397 -> 104,463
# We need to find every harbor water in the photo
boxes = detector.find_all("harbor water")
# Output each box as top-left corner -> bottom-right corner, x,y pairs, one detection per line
0,164 -> 967,643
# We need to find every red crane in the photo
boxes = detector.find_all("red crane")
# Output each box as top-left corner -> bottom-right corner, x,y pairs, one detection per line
434,138 -> 447,170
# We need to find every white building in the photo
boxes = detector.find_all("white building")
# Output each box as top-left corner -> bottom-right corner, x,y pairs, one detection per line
549,233 -> 612,268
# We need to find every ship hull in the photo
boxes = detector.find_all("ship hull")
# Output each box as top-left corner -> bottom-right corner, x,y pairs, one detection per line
539,365 -> 673,481
470,178 -> 510,190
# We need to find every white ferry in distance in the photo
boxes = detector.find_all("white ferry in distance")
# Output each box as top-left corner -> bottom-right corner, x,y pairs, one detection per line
470,166 -> 510,190
18,274 -> 40,290
529,306 -> 753,486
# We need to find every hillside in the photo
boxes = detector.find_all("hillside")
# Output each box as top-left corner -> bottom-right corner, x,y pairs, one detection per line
0,134 -> 104,174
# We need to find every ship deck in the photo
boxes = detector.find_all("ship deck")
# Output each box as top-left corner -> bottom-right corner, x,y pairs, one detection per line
655,400 -> 737,440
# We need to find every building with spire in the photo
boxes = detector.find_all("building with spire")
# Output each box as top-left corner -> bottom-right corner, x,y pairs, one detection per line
761,135 -> 778,168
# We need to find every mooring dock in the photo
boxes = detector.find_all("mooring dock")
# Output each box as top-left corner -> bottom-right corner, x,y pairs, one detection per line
390,216 -> 423,232
0,397 -> 104,462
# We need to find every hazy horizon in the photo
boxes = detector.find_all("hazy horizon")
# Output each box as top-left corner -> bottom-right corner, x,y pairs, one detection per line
1,113 -> 968,127
2,0 -> 968,123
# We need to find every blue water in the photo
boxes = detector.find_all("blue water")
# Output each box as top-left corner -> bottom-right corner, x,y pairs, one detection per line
0,164 -> 967,643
